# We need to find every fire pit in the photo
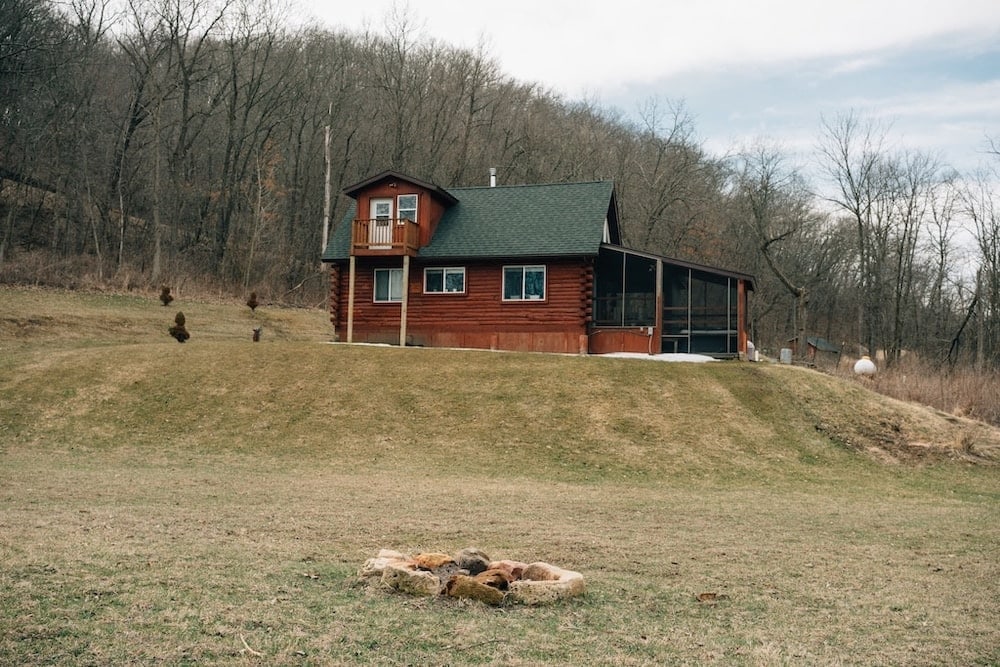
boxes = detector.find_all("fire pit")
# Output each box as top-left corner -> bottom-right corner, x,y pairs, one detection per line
358,547 -> 585,606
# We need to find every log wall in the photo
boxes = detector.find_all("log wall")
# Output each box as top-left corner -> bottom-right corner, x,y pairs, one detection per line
330,257 -> 593,354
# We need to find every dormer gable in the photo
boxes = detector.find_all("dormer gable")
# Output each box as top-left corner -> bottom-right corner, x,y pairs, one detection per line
343,171 -> 457,252
343,170 -> 458,204
605,189 -> 622,245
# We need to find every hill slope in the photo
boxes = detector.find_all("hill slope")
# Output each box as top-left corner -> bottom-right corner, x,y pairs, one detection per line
2,286 -> 996,483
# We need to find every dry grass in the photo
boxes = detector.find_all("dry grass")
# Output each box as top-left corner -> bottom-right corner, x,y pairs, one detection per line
834,356 -> 1000,429
1,286 -> 999,665
0,284 -> 331,352
3,453 -> 998,666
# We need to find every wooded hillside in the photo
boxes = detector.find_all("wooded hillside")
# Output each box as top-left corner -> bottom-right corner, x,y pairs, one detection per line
1,0 -> 998,369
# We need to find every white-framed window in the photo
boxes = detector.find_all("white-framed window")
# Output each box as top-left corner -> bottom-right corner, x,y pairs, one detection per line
374,268 -> 403,302
424,267 -> 466,293
503,265 -> 546,301
372,199 -> 392,219
397,194 -> 417,222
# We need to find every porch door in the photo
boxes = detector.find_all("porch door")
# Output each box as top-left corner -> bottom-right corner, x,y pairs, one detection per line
369,198 -> 392,248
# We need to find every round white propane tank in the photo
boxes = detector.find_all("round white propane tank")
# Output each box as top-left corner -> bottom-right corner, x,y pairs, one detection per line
853,355 -> 877,376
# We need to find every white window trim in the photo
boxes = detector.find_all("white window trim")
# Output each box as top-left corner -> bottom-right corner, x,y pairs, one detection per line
502,264 -> 546,301
397,194 -> 418,222
371,198 -> 393,219
374,267 -> 403,303
423,266 -> 466,294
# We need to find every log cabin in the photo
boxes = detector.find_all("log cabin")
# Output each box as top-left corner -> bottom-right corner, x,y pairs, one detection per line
322,170 -> 755,358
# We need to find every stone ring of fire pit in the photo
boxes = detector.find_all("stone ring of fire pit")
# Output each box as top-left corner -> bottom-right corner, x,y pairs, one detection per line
358,547 -> 585,606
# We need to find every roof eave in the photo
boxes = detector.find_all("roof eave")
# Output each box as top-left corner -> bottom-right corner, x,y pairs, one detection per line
600,243 -> 756,289
342,170 -> 458,205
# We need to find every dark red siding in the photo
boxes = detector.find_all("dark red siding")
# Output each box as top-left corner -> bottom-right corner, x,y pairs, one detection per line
330,258 -> 592,354
351,180 -> 451,249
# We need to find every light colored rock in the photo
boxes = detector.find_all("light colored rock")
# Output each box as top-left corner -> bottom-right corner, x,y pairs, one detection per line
413,552 -> 454,570
358,554 -> 406,580
380,561 -> 441,597
488,559 -> 528,581
508,562 -> 585,605
445,574 -> 505,606
521,562 -> 563,581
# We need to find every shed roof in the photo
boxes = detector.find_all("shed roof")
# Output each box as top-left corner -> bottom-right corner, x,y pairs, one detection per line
807,336 -> 840,353
322,180 -> 617,261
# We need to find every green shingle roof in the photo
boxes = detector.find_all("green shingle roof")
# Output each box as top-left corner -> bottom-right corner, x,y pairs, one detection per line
322,180 -> 615,261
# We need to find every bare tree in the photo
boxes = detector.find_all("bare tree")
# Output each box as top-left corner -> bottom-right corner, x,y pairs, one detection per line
362,5 -> 430,172
961,162 -> 1000,368
817,111 -> 895,358
622,99 -> 720,257
922,169 -> 964,360
883,150 -> 942,363
734,142 -> 821,354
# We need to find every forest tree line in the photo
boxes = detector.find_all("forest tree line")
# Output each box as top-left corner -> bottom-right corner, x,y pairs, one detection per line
1,0 -> 998,368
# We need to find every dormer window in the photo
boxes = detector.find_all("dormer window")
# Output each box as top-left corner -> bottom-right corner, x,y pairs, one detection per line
373,199 -> 392,219
397,194 -> 417,222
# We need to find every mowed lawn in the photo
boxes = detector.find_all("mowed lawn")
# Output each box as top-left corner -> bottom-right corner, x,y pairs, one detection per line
1,286 -> 998,666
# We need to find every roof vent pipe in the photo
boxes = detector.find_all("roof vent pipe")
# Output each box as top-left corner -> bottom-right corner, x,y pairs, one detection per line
489,167 -> 497,187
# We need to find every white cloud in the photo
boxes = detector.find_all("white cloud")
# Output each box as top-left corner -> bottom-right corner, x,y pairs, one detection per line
828,57 -> 884,76
298,0 -> 1000,95
700,80 -> 1000,174
869,80 -> 1000,121
295,0 -> 1000,179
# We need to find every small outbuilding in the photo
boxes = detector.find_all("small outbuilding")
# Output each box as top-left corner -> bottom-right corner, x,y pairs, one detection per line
806,336 -> 841,363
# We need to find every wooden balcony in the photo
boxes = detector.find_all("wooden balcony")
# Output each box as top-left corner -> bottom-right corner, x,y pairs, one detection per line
351,218 -> 420,256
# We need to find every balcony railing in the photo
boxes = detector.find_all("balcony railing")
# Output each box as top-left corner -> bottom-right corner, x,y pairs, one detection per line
351,218 -> 420,256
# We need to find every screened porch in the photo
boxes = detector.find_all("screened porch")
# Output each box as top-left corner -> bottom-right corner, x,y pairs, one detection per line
592,246 -> 749,358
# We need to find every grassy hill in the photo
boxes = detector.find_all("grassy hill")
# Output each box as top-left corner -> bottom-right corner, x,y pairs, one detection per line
3,285 -> 995,477
1,285 -> 998,665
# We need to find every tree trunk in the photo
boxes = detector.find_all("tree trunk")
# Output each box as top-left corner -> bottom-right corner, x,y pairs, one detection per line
321,120 -> 331,259
976,269 -> 985,371
151,105 -> 163,283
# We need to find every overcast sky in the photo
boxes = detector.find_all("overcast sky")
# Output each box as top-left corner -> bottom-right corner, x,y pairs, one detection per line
295,0 -> 1000,176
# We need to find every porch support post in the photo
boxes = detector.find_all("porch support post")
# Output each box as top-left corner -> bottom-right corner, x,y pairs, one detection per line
347,255 -> 356,343
737,279 -> 747,355
399,254 -> 410,346
654,259 -> 663,353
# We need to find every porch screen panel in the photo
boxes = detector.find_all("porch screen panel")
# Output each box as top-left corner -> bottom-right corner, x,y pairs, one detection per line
623,254 -> 656,326
662,264 -> 689,327
689,271 -> 732,354
593,248 -> 624,326
593,249 -> 656,327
